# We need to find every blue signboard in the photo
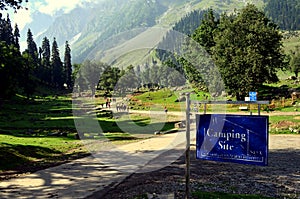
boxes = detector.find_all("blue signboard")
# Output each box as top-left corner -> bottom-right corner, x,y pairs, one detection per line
249,92 -> 257,101
196,114 -> 268,166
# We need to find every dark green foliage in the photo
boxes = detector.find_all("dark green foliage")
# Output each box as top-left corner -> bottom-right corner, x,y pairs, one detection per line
0,14 -> 14,45
98,65 -> 121,95
41,37 -> 51,85
192,9 -> 219,54
173,9 -> 210,36
0,14 -> 22,99
25,29 -> 39,93
0,41 -> 21,98
0,13 -> 73,99
212,4 -> 286,99
26,29 -> 38,65
13,24 -> 20,50
264,0 -> 300,30
64,41 -> 72,89
157,5 -> 286,99
20,50 -> 37,99
51,38 -> 64,88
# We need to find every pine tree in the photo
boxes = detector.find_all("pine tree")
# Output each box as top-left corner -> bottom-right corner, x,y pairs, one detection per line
0,13 -> 23,99
4,14 -> 13,45
64,41 -> 72,89
51,37 -> 63,88
0,14 -> 14,45
41,37 -> 51,84
26,29 -> 38,65
13,23 -> 20,51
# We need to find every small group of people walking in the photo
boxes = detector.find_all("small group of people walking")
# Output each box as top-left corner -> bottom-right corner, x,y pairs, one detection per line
116,103 -> 128,112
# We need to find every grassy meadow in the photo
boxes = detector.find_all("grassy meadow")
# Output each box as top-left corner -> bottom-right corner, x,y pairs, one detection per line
0,93 -> 181,174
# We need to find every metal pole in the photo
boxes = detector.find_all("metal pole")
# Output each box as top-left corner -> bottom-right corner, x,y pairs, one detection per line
258,104 -> 261,115
185,93 -> 191,199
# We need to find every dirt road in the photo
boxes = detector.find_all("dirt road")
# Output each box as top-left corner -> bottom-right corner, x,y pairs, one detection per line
0,129 -> 299,199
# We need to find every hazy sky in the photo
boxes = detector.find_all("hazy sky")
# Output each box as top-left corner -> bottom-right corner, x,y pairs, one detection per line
9,0 -> 95,30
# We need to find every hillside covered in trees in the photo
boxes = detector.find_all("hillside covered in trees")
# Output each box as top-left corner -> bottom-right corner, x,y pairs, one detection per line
264,0 -> 300,30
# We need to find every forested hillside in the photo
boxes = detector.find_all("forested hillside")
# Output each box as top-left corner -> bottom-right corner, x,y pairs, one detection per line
156,9 -> 212,62
264,0 -> 300,30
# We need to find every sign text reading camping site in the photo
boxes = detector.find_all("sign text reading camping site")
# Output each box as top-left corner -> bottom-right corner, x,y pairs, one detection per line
196,114 -> 268,166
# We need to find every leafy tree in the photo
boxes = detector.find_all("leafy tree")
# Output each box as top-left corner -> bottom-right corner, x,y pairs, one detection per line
64,41 -> 72,89
113,65 -> 139,96
0,41 -> 21,98
51,37 -> 63,88
290,47 -> 300,77
212,4 -> 286,100
80,60 -> 104,97
98,66 -> 121,96
72,63 -> 87,95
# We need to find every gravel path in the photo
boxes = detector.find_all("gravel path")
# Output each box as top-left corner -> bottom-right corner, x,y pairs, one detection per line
89,134 -> 300,199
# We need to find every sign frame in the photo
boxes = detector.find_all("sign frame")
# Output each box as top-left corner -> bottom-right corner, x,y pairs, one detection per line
196,114 -> 268,166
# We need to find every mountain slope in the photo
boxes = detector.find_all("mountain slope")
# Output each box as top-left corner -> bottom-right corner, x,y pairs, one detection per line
30,0 -> 265,63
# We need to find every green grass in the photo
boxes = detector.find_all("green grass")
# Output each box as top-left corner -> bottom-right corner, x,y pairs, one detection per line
0,95 -> 76,133
129,88 -> 183,111
0,134 -> 86,173
95,110 -> 179,134
0,94 -> 179,174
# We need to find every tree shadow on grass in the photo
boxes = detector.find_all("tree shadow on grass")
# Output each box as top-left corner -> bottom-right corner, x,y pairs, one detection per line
0,143 -> 88,180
